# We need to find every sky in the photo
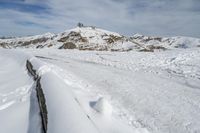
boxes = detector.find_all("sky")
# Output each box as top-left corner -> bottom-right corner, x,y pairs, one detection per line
0,0 -> 200,37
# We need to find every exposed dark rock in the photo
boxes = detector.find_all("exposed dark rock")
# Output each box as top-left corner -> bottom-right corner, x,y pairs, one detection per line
57,36 -> 69,42
59,42 -> 76,49
174,43 -> 188,49
78,45 -> 108,51
0,42 -> 9,48
26,60 -> 48,133
58,31 -> 88,44
36,45 -> 44,49
47,44 -> 53,47
139,49 -> 154,52
139,45 -> 166,52
147,45 -> 167,50
104,35 -> 124,44
21,37 -> 49,46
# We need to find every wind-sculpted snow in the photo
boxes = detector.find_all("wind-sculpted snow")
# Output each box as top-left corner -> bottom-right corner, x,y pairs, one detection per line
28,57 -> 99,133
0,49 -> 143,133
29,48 -> 200,133
29,56 -> 143,133
1,43 -> 200,133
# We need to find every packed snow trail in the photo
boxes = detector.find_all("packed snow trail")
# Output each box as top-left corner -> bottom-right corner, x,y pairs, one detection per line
28,57 -> 101,133
1,48 -> 200,133
0,50 -> 100,133
0,49 -> 140,133
0,50 -> 101,133
29,55 -> 140,133
29,48 -> 200,133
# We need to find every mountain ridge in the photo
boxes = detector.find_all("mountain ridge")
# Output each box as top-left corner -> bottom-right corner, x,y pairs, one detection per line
1,26 -> 200,51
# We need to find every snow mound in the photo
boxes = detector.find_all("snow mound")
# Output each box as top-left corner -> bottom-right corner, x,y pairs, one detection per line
93,97 -> 112,116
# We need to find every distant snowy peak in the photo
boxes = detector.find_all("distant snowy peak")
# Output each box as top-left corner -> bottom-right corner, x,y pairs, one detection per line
131,34 -> 200,51
0,32 -> 56,49
0,26 -> 200,51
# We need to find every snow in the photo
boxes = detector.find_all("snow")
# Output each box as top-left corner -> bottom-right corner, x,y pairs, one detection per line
29,56 -> 140,133
72,27 -> 121,36
132,34 -> 200,49
1,26 -> 200,51
92,97 -> 113,116
27,47 -> 200,133
0,49 -> 34,133
0,49 -> 145,133
0,31 -> 200,133
57,26 -> 134,51
0,32 -> 55,43
39,72 -> 99,133
169,36 -> 200,48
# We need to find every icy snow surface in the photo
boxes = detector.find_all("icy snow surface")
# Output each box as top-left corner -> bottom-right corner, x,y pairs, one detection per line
0,47 -> 200,133
28,48 -> 200,133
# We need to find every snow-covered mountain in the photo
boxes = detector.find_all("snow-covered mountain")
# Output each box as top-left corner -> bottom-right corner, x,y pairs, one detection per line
1,26 -> 200,133
131,34 -> 200,51
1,26 -> 200,51
0,27 -> 134,51
0,32 -> 55,49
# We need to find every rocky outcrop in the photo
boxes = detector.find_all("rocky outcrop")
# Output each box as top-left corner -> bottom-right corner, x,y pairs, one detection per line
59,42 -> 76,49
26,60 -> 48,133
1,26 -> 200,51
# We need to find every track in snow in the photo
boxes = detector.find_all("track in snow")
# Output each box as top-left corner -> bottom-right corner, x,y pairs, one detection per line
32,49 -> 200,133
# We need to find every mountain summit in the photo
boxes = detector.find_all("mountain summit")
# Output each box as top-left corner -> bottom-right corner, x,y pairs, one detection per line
1,26 -> 200,51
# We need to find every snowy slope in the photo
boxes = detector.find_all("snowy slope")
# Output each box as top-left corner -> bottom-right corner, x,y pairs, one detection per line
29,54 -> 146,133
1,26 -> 200,133
0,50 -> 34,133
27,48 -> 200,133
0,49 -> 147,133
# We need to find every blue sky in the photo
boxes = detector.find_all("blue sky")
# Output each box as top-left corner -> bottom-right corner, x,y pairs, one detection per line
0,0 -> 200,37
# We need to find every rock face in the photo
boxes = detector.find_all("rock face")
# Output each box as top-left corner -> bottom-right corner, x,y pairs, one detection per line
0,42 -> 9,48
0,26 -> 200,51
58,31 -> 88,43
59,42 -> 76,49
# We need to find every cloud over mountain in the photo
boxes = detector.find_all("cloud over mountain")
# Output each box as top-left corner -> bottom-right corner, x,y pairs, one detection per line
0,0 -> 200,37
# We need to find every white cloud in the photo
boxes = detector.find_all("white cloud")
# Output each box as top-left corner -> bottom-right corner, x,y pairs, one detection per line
0,0 -> 200,37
